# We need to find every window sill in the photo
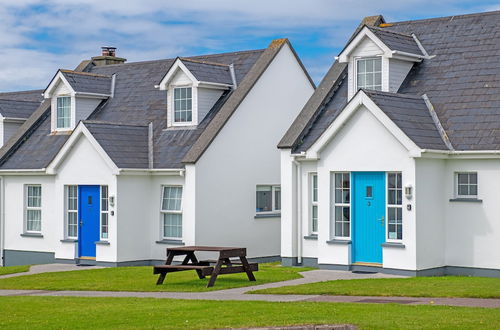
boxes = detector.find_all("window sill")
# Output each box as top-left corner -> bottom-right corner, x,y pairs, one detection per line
326,239 -> 351,245
303,234 -> 318,240
20,233 -> 43,238
60,239 -> 78,243
449,198 -> 483,203
382,242 -> 405,249
254,213 -> 281,219
95,240 -> 110,245
156,239 -> 185,245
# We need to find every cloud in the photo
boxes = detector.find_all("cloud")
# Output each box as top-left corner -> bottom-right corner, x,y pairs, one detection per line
0,0 -> 496,91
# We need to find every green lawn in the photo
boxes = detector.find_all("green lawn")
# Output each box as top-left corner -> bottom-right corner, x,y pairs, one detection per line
0,296 -> 498,329
251,276 -> 500,298
0,265 -> 30,276
0,263 -> 310,292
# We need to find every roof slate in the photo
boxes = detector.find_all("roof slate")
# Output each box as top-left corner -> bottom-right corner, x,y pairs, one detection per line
180,59 -> 233,85
0,89 -> 43,102
283,10 -> 500,152
84,122 -> 149,168
363,90 -> 447,150
368,26 -> 423,55
0,99 -> 41,119
60,70 -> 112,95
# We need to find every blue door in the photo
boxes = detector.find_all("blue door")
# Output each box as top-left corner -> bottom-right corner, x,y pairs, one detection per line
352,172 -> 385,264
78,186 -> 100,259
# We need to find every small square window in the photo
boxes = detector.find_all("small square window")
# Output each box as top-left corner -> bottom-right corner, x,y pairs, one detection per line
456,172 -> 478,198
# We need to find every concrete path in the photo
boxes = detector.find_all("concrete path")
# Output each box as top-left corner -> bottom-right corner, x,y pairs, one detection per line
0,263 -> 104,279
0,266 -> 498,308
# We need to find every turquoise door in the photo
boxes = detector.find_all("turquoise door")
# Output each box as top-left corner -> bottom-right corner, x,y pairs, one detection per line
78,186 -> 101,259
352,172 -> 385,264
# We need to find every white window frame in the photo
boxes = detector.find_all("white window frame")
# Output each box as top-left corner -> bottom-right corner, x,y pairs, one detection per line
355,57 -> 382,91
65,185 -> 78,239
160,185 -> 183,239
386,172 -> 403,241
455,172 -> 478,199
310,173 -> 318,234
56,96 -> 72,129
101,185 -> 110,240
256,185 -> 281,214
172,86 -> 193,125
25,184 -> 42,233
331,172 -> 351,239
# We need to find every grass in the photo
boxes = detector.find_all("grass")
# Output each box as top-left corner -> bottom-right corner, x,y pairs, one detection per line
0,296 -> 498,329
251,276 -> 500,298
0,265 -> 30,276
0,262 -> 311,292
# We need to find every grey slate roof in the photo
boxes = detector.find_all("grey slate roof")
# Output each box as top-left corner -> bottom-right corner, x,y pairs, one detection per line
0,99 -> 41,119
363,90 -> 447,150
59,70 -> 112,95
281,10 -> 500,152
84,121 -> 149,168
0,89 -> 43,102
0,44 -> 279,169
367,26 -> 423,55
180,59 -> 233,85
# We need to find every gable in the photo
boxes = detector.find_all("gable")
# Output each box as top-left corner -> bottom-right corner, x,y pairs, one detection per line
351,36 -> 384,57
170,68 -> 194,86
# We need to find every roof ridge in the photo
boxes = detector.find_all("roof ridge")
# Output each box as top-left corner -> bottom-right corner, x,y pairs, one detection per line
0,98 -> 40,104
362,89 -> 423,100
60,69 -> 111,78
0,89 -> 43,95
368,25 -> 414,38
180,58 -> 230,67
83,120 -> 148,128
388,9 -> 500,26
89,49 -> 266,69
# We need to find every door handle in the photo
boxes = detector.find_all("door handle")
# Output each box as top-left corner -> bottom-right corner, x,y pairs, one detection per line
80,220 -> 83,227
379,216 -> 385,226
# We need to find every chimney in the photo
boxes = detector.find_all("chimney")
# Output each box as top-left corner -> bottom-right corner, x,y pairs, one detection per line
91,46 -> 127,66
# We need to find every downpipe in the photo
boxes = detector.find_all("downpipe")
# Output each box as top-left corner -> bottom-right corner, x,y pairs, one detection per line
293,160 -> 302,265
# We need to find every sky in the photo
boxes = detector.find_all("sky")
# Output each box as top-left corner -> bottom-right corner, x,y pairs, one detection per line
0,0 -> 499,92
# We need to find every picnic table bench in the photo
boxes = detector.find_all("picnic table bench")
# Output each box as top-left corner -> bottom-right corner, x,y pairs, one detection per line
153,246 -> 258,287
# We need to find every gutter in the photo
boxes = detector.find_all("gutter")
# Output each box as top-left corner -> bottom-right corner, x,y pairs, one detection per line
73,92 -> 111,98
118,168 -> 185,176
0,169 -> 48,175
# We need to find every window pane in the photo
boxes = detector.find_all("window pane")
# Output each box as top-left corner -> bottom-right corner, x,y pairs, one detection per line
162,186 -> 182,211
342,190 -> 350,203
458,173 -> 468,184
458,184 -> 469,196
274,187 -> 281,211
469,173 -> 477,184
374,58 -> 382,71
312,205 -> 318,232
101,213 -> 108,239
312,175 -> 318,202
56,97 -> 71,128
164,213 -> 182,238
256,186 -> 272,212
27,210 -> 41,231
388,173 -> 396,188
469,184 -> 478,196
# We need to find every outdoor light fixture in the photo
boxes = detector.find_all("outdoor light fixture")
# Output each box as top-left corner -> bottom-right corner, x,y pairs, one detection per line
109,195 -> 115,207
404,184 -> 413,199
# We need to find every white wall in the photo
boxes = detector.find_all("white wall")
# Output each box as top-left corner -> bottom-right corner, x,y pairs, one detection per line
194,43 -> 314,258
415,158 -> 446,269
444,159 -> 500,270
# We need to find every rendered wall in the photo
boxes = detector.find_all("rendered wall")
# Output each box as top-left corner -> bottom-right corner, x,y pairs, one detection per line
194,44 -> 314,258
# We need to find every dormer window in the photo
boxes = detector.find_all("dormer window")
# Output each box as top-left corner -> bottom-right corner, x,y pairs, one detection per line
174,87 -> 193,123
56,96 -> 72,129
356,58 -> 382,91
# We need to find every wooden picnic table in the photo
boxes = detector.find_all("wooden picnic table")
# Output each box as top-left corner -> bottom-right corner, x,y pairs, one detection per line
153,246 -> 258,287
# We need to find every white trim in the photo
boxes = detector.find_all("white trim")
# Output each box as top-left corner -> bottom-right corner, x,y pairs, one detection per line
386,172 -> 403,242
158,59 -> 199,90
0,176 -> 5,266
331,171 -> 351,240
160,185 -> 183,240
454,171 -> 478,199
46,122 -> 120,175
306,90 -> 421,159
64,185 -> 78,239
43,71 -> 76,99
309,173 -> 318,235
338,26 -> 425,63
255,184 -> 281,214
24,184 -> 42,233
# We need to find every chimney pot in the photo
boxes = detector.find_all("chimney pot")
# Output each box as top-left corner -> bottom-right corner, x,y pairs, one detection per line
92,46 -> 126,66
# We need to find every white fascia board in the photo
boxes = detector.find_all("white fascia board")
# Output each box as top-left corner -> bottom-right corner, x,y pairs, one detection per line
74,92 -> 110,99
118,168 -> 185,176
43,71 -> 76,98
306,90 -> 421,159
46,122 -> 119,175
0,169 -> 49,175
197,81 -> 232,89
338,26 -> 392,63
420,149 -> 500,159
3,117 -> 27,123
158,58 -> 199,90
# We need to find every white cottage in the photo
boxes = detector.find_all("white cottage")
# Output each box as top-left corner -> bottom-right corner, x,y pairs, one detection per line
0,41 -> 315,266
279,11 -> 500,277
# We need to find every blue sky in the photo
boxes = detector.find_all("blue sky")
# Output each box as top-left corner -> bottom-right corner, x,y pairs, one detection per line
1,0 -> 499,91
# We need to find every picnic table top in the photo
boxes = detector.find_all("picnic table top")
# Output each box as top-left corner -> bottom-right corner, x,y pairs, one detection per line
166,246 -> 246,253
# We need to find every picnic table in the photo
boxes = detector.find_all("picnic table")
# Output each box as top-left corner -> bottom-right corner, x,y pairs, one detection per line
153,246 -> 258,287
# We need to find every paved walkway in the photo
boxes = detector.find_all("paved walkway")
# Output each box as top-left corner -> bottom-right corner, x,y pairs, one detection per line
0,265 -> 499,308
0,263 -> 103,279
